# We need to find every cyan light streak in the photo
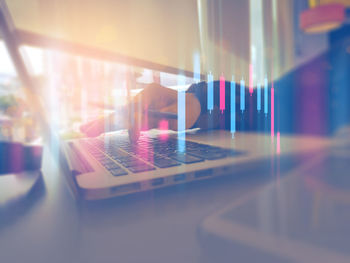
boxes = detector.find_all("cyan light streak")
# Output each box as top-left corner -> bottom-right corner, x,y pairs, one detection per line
207,72 -> 214,112
178,90 -> 186,132
257,83 -> 261,111
230,76 -> 236,137
177,74 -> 186,152
249,0 -> 266,91
240,78 -> 245,112
264,76 -> 268,116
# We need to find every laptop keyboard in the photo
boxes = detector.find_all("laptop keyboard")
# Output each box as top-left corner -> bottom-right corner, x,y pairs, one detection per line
80,135 -> 241,176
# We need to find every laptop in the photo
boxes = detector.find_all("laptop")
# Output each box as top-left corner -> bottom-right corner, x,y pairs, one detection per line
60,127 -> 334,200
62,129 -> 246,199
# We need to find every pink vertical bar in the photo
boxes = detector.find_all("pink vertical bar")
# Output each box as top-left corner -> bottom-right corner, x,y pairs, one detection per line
142,104 -> 149,131
158,119 -> 169,141
220,74 -> 225,113
276,131 -> 280,154
138,107 -> 154,164
271,86 -> 274,140
249,63 -> 253,96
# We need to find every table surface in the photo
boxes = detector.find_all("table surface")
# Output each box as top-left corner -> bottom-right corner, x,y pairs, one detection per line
1,132 -> 349,263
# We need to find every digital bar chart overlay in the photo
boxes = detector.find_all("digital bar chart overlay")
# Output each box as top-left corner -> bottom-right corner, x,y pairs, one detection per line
271,83 -> 274,139
249,63 -> 253,96
257,83 -> 261,111
240,78 -> 245,112
220,74 -> 225,113
276,131 -> 280,154
193,52 -> 201,83
231,76 -> 236,137
207,72 -> 214,113
264,76 -> 268,116
177,74 -> 186,152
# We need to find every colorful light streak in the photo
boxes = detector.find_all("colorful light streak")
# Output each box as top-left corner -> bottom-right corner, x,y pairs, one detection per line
193,52 -> 201,83
158,119 -> 169,141
220,74 -> 225,113
177,86 -> 186,132
240,78 -> 245,112
257,83 -> 261,111
230,76 -> 236,137
271,84 -> 274,139
276,131 -> 280,154
177,74 -> 186,152
249,63 -> 253,95
264,76 -> 268,116
207,72 -> 214,112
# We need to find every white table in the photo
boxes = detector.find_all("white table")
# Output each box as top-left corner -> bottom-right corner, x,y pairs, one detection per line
1,132 -> 339,263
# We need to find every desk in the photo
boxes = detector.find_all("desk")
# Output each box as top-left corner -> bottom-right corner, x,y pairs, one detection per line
1,132 -> 345,263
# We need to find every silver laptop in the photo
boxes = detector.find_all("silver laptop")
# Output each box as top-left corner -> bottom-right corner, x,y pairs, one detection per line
62,129 -> 249,199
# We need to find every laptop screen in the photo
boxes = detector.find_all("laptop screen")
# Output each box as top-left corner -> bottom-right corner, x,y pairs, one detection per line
5,0 -> 295,81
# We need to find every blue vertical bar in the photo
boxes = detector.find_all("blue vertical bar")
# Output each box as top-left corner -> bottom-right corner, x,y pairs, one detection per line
257,83 -> 261,111
264,76 -> 268,116
178,90 -> 186,131
178,74 -> 186,152
193,52 -> 200,83
240,78 -> 245,112
230,76 -> 236,137
207,72 -> 213,112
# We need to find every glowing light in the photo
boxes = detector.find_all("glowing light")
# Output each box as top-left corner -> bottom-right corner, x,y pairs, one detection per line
177,74 -> 186,152
271,85 -> 274,139
257,83 -> 261,111
21,46 -> 44,76
230,76 -> 236,137
159,119 -> 169,141
249,63 -> 253,95
276,131 -> 280,154
177,76 -> 186,132
207,72 -> 214,112
220,74 -> 225,113
193,52 -> 201,83
0,42 -> 16,75
240,78 -> 245,112
249,0 -> 266,93
264,76 -> 268,116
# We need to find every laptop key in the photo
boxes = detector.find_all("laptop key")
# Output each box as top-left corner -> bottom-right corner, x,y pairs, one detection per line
128,165 -> 156,173
152,157 -> 181,168
109,168 -> 128,176
137,154 -> 155,162
114,155 -> 139,162
168,153 -> 204,164
104,163 -> 122,170
109,151 -> 131,160
119,159 -> 147,168
99,158 -> 115,165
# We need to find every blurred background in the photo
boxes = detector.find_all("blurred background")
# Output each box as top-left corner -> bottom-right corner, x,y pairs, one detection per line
1,1 -> 350,263
0,0 -> 349,141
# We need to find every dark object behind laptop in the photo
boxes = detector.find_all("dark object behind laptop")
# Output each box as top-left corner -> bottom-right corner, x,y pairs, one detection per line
0,142 -> 43,174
